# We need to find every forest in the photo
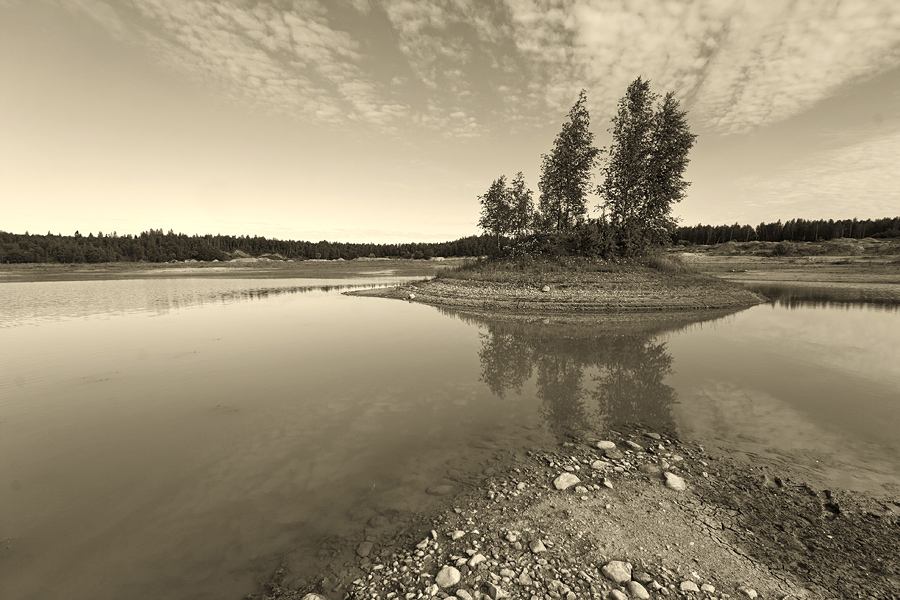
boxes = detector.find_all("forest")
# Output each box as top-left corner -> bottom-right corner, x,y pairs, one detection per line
0,229 -> 497,264
674,216 -> 900,245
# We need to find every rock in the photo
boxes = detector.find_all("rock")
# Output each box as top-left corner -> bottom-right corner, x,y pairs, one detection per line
367,515 -> 388,528
485,581 -> 508,599
602,478 -> 614,489
518,572 -> 533,585
456,591 -> 474,600
639,464 -> 662,475
604,448 -> 625,460
468,553 -> 487,568
407,293 -> 416,300
505,531 -> 518,542
609,591 -> 628,600
516,482 -> 526,491
595,441 -> 617,451
601,560 -> 632,584
644,432 -> 661,440
530,539 -> 547,553
553,473 -> 581,490
575,485 -> 588,494
541,285 -> 551,292
356,541 -> 373,557
625,440 -> 643,451
591,460 -> 612,469
739,587 -> 758,599
679,581 -> 700,592
450,530 -> 466,540
632,571 -> 653,584
499,568 -> 516,578
436,565 -> 461,588
426,484 -> 455,496
626,581 -> 650,599
300,595 -> 329,600
664,472 -> 687,491
701,584 -> 716,593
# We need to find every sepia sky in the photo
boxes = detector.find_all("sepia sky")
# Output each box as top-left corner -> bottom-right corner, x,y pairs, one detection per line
2,0 -> 899,244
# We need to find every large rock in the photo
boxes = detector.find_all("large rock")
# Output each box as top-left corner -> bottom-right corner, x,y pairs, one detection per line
436,565 -> 461,588
680,581 -> 700,592
626,581 -> 650,599
601,560 -> 632,584
664,472 -> 687,491
356,541 -> 373,557
553,472 -> 581,490
595,441 -> 617,451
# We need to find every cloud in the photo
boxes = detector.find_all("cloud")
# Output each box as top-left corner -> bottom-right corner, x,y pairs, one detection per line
735,126 -> 900,218
61,0 -> 900,136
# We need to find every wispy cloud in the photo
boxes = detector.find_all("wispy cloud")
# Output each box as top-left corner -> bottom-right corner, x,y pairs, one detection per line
60,0 -> 900,136
736,126 -> 900,218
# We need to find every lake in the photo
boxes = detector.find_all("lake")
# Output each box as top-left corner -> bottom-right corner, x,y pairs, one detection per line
1,274 -> 898,600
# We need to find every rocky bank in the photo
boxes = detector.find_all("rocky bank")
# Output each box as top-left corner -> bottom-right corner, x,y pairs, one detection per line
253,428 -> 900,600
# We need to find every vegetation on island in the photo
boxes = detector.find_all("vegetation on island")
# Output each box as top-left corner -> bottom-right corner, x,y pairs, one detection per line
477,77 -> 696,261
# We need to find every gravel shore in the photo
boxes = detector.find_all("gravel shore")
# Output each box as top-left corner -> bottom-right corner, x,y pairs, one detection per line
255,428 -> 899,600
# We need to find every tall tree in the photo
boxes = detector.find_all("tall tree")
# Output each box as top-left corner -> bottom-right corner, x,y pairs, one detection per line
538,90 -> 602,232
477,175 -> 511,250
507,172 -> 535,238
599,77 -> 696,255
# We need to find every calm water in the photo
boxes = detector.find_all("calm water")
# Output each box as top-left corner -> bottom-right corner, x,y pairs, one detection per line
1,276 -> 898,600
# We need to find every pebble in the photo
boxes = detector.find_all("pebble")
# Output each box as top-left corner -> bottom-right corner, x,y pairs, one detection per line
357,541 -> 373,558
626,581 -> 650,599
530,539 -> 547,553
541,285 -> 551,293
601,560 -> 632,584
664,472 -> 687,491
436,565 -> 461,588
553,473 -> 581,490
679,581 -> 700,592
468,553 -> 487,568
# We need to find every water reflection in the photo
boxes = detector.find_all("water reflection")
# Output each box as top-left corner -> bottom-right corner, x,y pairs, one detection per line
441,309 -> 738,436
0,279 -> 411,328
745,282 -> 900,311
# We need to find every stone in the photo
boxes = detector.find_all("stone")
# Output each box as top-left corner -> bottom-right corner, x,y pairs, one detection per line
701,584 -> 716,593
739,587 -> 758,599
679,581 -> 700,592
541,285 -> 551,293
530,539 -> 547,553
604,448 -> 625,460
591,460 -> 612,470
368,515 -> 388,528
426,484 -> 455,496
553,473 -> 581,490
632,571 -> 653,584
644,432 -> 661,440
664,472 -> 687,491
300,595 -> 329,600
505,531 -> 518,542
608,591 -> 628,600
468,553 -> 487,568
436,565 -> 461,588
516,482 -> 526,491
485,581 -> 508,599
626,581 -> 650,599
575,486 -> 588,494
595,441 -> 617,451
499,568 -> 515,578
625,441 -> 643,451
407,293 -> 416,300
456,591 -> 474,600
601,561 -> 632,584
450,530 -> 466,540
639,464 -> 662,476
356,541 -> 373,557
518,572 -> 534,585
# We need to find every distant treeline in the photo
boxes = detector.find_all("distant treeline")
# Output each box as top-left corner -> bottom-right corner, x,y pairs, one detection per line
674,217 -> 900,245
0,229 -> 499,264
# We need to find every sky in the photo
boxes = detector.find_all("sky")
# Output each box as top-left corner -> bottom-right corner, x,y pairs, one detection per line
1,0 -> 899,244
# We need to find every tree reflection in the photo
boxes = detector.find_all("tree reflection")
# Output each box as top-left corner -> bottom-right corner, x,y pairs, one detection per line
442,309 -> 738,436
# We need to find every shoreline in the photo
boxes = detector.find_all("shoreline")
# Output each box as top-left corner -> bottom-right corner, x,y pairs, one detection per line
257,426 -> 900,600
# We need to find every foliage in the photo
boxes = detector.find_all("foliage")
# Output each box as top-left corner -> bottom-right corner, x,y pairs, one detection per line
538,90 -> 602,232
477,172 -> 535,252
674,216 -> 900,245
599,78 -> 696,256
0,230 -> 500,264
